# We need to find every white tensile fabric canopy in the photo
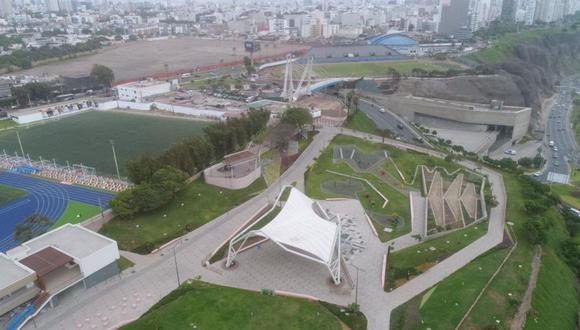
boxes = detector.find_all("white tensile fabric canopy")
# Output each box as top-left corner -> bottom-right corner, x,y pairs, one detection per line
258,188 -> 338,263
225,186 -> 342,284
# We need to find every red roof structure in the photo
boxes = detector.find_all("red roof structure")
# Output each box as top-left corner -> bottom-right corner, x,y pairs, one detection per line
20,247 -> 73,277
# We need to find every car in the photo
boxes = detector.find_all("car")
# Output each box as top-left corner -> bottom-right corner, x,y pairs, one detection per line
533,172 -> 541,177
553,161 -> 560,167
504,149 -> 517,155
549,140 -> 555,147
378,107 -> 386,113
553,153 -> 559,159
553,146 -> 558,151
397,123 -> 404,130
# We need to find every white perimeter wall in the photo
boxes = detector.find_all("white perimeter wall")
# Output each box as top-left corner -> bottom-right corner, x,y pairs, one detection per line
98,100 -> 227,120
117,82 -> 171,102
11,112 -> 44,124
78,242 -> 120,277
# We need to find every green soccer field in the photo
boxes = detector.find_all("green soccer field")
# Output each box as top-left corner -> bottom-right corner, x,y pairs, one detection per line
0,111 -> 209,177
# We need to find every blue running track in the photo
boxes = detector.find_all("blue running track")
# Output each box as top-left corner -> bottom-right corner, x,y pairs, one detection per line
0,171 -> 115,253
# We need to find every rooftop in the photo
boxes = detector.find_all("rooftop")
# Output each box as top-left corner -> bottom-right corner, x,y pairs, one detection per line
405,95 -> 531,113
118,79 -> 169,88
19,224 -> 115,260
0,253 -> 35,290
20,247 -> 73,277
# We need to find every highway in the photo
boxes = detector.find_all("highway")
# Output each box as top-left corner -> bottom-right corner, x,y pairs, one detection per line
538,76 -> 580,183
357,98 -> 419,143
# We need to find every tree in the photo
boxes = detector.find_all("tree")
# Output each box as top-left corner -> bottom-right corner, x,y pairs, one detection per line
133,183 -> 171,212
243,56 -> 255,74
127,155 -> 161,184
151,166 -> 188,198
90,64 -> 115,87
281,107 -> 313,132
523,217 -> 547,245
14,214 -> 51,243
518,157 -> 533,168
110,189 -> 139,218
560,238 -> 580,274
375,128 -> 393,143
270,123 -> 295,152
532,154 -> 544,168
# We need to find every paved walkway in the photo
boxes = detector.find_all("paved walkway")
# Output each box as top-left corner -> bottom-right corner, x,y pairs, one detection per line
25,128 -> 507,330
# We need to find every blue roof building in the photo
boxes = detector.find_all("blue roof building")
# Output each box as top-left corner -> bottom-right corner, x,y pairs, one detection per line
367,34 -> 418,55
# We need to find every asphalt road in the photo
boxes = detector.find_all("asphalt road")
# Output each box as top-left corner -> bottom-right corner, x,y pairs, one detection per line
538,76 -> 580,182
357,98 -> 418,142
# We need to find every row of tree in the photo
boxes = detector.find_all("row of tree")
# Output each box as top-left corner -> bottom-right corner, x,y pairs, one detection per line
0,37 -> 105,70
517,174 -> 580,276
110,166 -> 188,218
9,64 -> 114,106
112,109 -> 270,218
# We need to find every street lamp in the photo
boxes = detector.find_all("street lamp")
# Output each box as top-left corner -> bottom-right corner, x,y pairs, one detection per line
110,140 -> 121,180
351,264 -> 365,306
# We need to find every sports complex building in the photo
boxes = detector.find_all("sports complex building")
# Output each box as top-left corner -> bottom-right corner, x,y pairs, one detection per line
1,224 -> 120,330
296,33 -> 458,66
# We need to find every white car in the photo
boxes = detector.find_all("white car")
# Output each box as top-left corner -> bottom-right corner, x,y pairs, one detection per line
533,172 -> 541,177
504,149 -> 517,155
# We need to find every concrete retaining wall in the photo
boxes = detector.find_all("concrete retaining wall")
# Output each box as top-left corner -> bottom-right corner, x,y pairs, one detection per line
203,163 -> 262,190
369,94 -> 531,142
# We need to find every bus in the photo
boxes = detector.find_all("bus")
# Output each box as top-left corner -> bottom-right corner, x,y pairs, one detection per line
55,94 -> 74,102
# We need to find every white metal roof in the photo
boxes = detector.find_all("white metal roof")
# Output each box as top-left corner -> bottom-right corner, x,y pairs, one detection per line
8,224 -> 116,260
0,253 -> 35,291
256,188 -> 338,263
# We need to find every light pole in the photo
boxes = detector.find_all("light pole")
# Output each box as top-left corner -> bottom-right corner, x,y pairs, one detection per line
110,140 -> 121,180
351,264 -> 365,306
16,131 -> 25,158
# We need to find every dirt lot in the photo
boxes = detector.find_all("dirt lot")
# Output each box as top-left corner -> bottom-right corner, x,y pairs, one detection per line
16,37 -> 304,81
295,93 -> 346,118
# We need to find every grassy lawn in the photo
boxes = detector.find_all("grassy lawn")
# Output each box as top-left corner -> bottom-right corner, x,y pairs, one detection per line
550,162 -> 580,209
117,256 -> 135,271
51,200 -> 102,229
313,60 -> 461,77
0,184 -> 27,206
305,135 -> 411,241
0,119 -> 17,130
460,173 -> 535,328
385,222 -> 489,291
100,177 -> 266,254
345,112 -> 377,135
262,149 -> 281,186
525,248 -> 579,330
390,247 -> 510,330
550,182 -> 580,209
0,111 -> 208,176
121,281 -> 366,330
465,28 -> 556,64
